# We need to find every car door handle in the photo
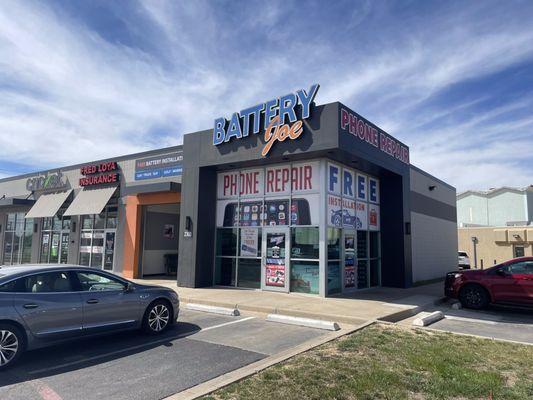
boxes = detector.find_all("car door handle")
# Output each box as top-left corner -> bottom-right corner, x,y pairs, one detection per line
23,303 -> 38,309
86,299 -> 99,304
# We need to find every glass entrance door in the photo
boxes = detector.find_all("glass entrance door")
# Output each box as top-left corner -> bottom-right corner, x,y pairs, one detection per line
261,227 -> 290,292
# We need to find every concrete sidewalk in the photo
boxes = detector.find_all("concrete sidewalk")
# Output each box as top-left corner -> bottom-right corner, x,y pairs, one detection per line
135,278 -> 445,325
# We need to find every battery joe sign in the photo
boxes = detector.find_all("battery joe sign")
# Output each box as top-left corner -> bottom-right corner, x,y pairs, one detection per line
213,84 -> 320,156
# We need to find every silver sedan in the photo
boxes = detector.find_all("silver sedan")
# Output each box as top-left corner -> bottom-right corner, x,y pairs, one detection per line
0,265 -> 179,369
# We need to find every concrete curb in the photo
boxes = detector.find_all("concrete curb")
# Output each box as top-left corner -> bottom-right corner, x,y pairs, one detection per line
180,297 -> 369,325
266,314 -> 340,331
163,320 -> 374,400
412,311 -> 444,327
377,296 -> 447,323
185,303 -> 240,316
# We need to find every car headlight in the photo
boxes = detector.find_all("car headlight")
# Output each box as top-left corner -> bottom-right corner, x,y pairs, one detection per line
454,273 -> 463,279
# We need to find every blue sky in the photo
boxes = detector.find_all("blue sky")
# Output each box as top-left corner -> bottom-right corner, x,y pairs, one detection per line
0,0 -> 532,191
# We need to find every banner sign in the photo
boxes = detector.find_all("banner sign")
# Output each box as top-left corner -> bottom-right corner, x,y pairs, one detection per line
217,162 -> 319,199
213,84 -> 320,156
240,228 -> 259,256
340,107 -> 410,165
135,152 -> 183,181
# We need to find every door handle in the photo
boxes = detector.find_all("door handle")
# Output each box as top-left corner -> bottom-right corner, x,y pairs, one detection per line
86,299 -> 99,304
23,303 -> 38,309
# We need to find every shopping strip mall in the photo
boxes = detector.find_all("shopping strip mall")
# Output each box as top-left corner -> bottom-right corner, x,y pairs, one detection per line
0,85 -> 458,297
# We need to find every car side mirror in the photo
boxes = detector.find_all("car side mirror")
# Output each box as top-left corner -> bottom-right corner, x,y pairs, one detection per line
124,282 -> 135,292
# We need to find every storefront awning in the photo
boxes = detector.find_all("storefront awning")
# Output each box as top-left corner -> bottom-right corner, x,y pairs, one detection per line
0,197 -> 35,208
25,190 -> 72,218
63,186 -> 117,216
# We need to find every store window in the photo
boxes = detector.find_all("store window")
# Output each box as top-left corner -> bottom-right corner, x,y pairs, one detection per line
78,203 -> 118,270
513,245 -> 525,258
40,215 -> 70,264
2,212 -> 33,265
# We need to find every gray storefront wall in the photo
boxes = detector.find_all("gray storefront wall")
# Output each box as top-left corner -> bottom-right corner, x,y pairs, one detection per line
0,147 -> 182,275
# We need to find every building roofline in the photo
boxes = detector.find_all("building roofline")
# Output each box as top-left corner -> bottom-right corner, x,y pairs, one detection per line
0,145 -> 183,184
457,185 -> 533,199
409,164 -> 456,191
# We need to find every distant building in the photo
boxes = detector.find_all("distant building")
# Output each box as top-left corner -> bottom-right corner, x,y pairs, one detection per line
457,186 -> 533,268
457,186 -> 533,227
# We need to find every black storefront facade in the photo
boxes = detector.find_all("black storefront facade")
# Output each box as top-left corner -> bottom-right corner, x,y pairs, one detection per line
176,87 -> 456,297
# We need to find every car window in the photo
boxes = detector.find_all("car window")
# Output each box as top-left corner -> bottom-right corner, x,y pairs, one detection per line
75,272 -> 125,291
0,280 -> 18,292
458,252 -> 468,257
23,272 -> 73,293
510,261 -> 533,275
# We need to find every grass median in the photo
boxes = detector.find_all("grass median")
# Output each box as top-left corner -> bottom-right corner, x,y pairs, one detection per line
202,324 -> 533,400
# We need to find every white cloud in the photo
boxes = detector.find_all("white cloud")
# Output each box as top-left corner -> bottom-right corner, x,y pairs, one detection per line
0,0 -> 532,193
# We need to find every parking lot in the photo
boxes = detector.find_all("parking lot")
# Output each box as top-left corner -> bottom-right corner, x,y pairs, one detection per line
0,309 -> 329,400
403,303 -> 533,344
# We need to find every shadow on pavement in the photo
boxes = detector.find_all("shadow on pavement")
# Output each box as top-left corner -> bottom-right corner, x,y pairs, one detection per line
1,322 -> 200,386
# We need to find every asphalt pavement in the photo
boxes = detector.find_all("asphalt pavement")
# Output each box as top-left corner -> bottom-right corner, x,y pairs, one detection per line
0,309 -> 327,400
403,302 -> 533,344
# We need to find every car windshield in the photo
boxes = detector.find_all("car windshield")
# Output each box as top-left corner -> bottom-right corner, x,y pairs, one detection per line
458,252 -> 468,257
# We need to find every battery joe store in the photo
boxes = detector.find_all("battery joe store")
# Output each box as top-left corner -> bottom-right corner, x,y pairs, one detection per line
0,84 -> 457,297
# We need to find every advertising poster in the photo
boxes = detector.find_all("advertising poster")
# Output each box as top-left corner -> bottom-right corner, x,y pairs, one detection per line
265,259 -> 285,287
341,198 -> 357,229
369,204 -> 380,231
239,199 -> 263,227
264,198 -> 290,226
342,168 -> 356,199
217,171 -> 240,199
217,199 -> 239,227
240,228 -> 259,256
163,224 -> 175,239
327,163 -> 342,195
290,193 -> 319,225
238,168 -> 264,198
328,262 -> 342,294
290,263 -> 319,294
356,201 -> 368,230
369,177 -> 380,204
135,152 -> 183,181
344,264 -> 356,288
327,194 -> 342,227
356,173 -> 368,201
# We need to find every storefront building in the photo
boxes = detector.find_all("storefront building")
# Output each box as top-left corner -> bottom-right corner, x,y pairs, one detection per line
0,85 -> 457,296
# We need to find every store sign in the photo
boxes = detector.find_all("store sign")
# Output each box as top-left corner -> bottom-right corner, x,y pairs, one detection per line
213,84 -> 320,156
135,152 -> 183,181
217,162 -> 319,199
26,172 -> 67,191
79,161 -> 119,187
340,108 -> 410,165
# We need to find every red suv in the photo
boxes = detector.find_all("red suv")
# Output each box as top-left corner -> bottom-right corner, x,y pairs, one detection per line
445,257 -> 533,309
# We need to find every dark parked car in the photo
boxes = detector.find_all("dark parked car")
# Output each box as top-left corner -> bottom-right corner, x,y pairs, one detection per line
0,265 -> 179,369
445,257 -> 533,309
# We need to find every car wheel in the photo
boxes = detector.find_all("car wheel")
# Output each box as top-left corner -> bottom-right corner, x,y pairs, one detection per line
0,324 -> 24,370
459,285 -> 489,309
143,300 -> 172,334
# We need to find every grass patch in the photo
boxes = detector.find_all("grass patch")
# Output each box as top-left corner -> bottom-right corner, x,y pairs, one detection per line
201,324 -> 533,400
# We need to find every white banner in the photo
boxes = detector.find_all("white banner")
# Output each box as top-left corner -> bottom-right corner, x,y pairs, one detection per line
356,201 -> 368,230
240,228 -> 259,256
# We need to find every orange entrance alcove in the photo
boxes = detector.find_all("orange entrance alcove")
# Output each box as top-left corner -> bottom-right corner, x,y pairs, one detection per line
122,191 -> 181,279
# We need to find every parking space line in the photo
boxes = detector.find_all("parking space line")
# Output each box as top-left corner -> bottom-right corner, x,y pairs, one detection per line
444,315 -> 525,326
28,316 -> 256,376
200,317 -> 255,332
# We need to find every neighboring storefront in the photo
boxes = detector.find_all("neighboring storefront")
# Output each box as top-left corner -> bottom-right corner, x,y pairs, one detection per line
0,84 -> 457,296
0,148 -> 182,279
